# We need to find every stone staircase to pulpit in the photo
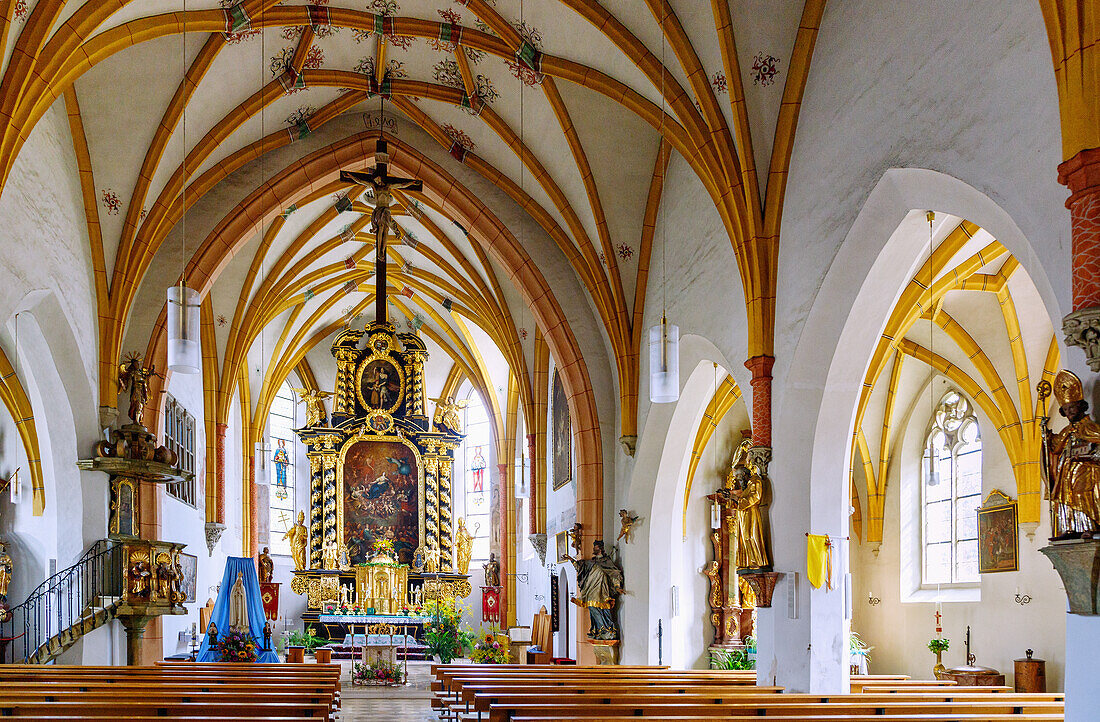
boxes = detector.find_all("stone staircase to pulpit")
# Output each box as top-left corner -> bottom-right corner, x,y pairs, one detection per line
0,540 -> 124,664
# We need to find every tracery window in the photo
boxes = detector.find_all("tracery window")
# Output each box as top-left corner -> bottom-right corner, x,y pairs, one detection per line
456,389 -> 491,562
921,390 -> 981,585
163,395 -> 196,506
267,383 -> 298,556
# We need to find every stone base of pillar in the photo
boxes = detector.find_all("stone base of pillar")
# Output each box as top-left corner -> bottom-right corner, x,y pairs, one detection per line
118,614 -> 153,666
1040,539 -> 1100,614
1063,307 -> 1100,371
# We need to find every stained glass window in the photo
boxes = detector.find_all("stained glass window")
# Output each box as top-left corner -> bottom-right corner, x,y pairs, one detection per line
455,389 -> 492,562
921,390 -> 981,585
268,383 -> 298,556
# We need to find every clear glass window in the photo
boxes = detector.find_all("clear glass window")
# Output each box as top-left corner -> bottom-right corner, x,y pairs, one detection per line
921,390 -> 981,585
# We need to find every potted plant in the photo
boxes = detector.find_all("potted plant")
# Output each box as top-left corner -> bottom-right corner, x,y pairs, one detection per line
928,637 -> 950,677
710,648 -> 754,670
423,599 -> 473,663
286,627 -> 327,662
211,628 -> 258,663
850,632 -> 873,674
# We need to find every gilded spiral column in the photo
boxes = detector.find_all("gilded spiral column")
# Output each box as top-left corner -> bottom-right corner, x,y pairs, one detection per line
423,455 -> 440,557
334,348 -> 357,415
437,451 -> 454,571
407,352 -> 426,417
322,454 -> 338,552
308,454 -> 324,568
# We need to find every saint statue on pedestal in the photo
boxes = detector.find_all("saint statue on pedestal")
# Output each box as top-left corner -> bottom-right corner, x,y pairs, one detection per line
1042,370 -> 1100,536
283,511 -> 308,571
228,571 -> 249,631
455,518 -> 473,575
565,540 -> 624,641
482,553 -> 500,587
258,547 -> 274,583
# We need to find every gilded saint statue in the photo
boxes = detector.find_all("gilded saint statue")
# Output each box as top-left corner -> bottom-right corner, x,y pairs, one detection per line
1041,370 -> 1100,536
455,518 -> 473,575
565,540 -> 624,641
282,511 -> 308,571
228,571 -> 249,631
724,440 -> 771,570
0,541 -> 12,600
118,354 -> 158,426
292,387 -> 333,428
431,396 -> 468,435
258,547 -> 274,583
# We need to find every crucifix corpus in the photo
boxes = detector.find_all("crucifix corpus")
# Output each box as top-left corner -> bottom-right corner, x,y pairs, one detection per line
339,136 -> 422,325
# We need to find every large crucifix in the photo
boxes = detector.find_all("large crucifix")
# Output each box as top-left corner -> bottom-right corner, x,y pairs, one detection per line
339,135 -> 422,326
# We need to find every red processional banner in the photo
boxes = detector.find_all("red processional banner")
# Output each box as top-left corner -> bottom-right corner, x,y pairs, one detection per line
259,582 -> 280,621
482,586 -> 501,624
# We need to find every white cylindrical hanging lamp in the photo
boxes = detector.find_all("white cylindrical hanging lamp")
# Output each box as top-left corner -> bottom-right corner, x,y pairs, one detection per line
167,283 -> 201,374
648,316 -> 680,403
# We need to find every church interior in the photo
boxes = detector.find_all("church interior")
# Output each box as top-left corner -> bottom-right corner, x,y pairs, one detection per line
0,0 -> 1097,720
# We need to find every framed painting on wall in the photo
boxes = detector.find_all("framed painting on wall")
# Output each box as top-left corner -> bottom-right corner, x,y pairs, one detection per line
552,369 -> 572,491
555,530 -> 570,563
177,552 -> 198,603
977,489 -> 1018,573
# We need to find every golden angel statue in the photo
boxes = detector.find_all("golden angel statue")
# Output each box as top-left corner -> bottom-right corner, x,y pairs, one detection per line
118,353 -> 159,426
455,518 -> 473,574
282,511 -> 309,571
725,438 -> 770,570
431,396 -> 468,434
1041,370 -> 1100,536
321,540 -> 339,571
616,509 -> 640,543
292,387 -> 333,428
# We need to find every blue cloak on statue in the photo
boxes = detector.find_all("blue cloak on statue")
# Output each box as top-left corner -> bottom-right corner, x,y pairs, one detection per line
196,557 -> 280,662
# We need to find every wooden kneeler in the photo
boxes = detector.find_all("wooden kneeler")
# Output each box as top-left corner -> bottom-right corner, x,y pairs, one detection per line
526,607 -> 553,664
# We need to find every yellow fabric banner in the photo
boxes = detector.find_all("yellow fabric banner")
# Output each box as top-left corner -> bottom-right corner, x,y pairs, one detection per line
806,534 -> 832,590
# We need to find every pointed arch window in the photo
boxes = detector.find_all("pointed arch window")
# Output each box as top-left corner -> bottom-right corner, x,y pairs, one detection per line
267,382 -> 298,556
921,390 -> 981,585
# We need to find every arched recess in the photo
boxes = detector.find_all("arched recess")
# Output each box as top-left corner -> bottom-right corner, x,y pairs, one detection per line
780,168 -> 1064,692
621,335 -> 747,667
142,131 -> 606,544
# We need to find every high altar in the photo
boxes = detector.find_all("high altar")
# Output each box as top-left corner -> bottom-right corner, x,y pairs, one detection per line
290,320 -> 471,634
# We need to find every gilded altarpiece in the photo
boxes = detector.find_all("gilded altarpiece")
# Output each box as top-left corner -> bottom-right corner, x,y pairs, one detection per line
293,323 -> 467,630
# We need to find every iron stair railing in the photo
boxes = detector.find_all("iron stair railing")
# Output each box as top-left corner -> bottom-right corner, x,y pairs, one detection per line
0,539 -> 123,663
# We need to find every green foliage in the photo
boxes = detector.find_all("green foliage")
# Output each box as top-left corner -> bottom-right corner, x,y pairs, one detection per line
470,627 -> 510,664
927,637 -> 950,654
424,600 -> 474,663
850,631 -> 873,663
287,627 -> 326,652
711,648 -> 755,670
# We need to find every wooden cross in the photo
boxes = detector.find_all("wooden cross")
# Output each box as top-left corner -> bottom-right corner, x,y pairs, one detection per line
339,130 -> 422,325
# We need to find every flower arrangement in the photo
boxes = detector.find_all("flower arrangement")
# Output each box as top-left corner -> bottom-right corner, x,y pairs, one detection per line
353,659 -> 405,686
212,628 -> 258,662
927,637 -> 950,654
424,599 -> 474,663
373,537 -> 396,557
850,631 -> 873,663
470,627 -> 510,664
711,648 -> 754,670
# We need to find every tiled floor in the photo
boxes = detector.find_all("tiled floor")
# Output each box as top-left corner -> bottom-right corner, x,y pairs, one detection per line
340,660 -> 439,721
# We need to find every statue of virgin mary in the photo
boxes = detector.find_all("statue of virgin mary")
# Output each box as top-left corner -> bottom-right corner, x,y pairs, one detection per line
228,571 -> 249,631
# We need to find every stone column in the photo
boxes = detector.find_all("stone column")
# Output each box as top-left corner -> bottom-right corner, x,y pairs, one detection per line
119,615 -> 153,666
214,422 -> 227,523
1060,150 -> 1100,369
496,461 -> 510,627
744,355 -> 774,446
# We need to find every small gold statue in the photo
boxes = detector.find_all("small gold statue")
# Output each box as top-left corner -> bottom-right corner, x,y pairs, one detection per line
129,551 -> 151,597
322,540 -> 339,570
616,509 -> 640,543
118,353 -> 159,426
283,511 -> 308,571
154,552 -> 175,601
292,387 -> 333,428
258,546 -> 274,583
567,522 -> 583,555
0,541 -> 12,600
430,396 -> 468,434
1041,370 -> 1100,536
455,518 -> 473,574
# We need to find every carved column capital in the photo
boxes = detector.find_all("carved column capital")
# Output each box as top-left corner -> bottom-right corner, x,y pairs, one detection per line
204,522 -> 226,557
1063,307 -> 1100,371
